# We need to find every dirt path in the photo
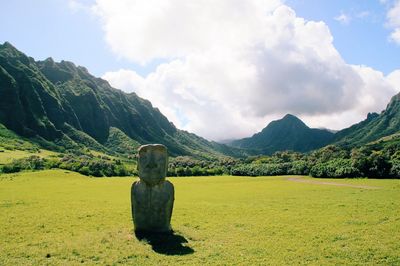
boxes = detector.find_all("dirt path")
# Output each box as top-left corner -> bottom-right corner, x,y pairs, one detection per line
287,176 -> 381,189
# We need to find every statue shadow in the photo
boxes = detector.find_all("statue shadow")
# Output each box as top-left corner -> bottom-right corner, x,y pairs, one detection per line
135,230 -> 194,255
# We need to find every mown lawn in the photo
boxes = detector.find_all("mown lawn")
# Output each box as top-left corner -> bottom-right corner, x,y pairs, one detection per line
0,170 -> 399,265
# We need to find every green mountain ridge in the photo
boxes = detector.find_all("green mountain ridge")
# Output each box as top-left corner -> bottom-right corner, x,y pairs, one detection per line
230,114 -> 335,154
334,93 -> 400,147
1,41 -> 399,160
0,42 -> 244,159
229,91 -> 400,155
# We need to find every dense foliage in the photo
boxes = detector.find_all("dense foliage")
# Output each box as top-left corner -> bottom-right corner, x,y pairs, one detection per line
1,131 -> 399,178
0,152 -> 132,177
231,137 -> 400,178
167,156 -> 238,176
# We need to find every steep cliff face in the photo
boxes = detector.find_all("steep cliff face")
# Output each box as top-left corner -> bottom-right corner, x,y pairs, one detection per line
35,55 -> 178,144
0,42 -> 242,158
2,41 -> 398,158
0,42 -> 72,140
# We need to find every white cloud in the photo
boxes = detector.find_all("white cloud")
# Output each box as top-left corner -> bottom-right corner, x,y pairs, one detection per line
387,69 -> 400,89
93,0 -> 281,64
95,0 -> 399,141
356,11 -> 370,19
68,0 -> 92,13
334,12 -> 351,25
103,69 -> 144,93
303,66 -> 399,129
391,29 -> 400,43
386,0 -> 400,44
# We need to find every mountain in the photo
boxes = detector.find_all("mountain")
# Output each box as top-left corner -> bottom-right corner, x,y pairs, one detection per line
229,114 -> 334,154
2,41 -> 398,160
0,42 -> 244,159
334,92 -> 400,147
228,92 -> 400,154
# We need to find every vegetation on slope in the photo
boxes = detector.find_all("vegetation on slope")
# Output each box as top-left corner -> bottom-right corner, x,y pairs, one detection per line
334,92 -> 400,147
1,42 -> 399,178
231,134 -> 400,178
230,114 -> 334,154
0,42 -> 242,159
0,123 -> 39,152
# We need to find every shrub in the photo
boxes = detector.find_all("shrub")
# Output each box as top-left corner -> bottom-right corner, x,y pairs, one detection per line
310,159 -> 360,178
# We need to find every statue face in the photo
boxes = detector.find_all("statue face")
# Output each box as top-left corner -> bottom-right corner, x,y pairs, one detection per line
138,144 -> 168,185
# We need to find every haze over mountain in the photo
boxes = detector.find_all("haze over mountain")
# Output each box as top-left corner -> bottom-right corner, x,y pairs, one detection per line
229,114 -> 335,154
0,42 -> 243,158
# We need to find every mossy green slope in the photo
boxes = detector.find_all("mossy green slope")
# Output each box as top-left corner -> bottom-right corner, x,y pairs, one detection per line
335,93 -> 400,147
0,42 -> 242,159
231,114 -> 334,154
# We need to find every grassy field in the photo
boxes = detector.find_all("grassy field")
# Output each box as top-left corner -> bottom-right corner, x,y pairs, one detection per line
0,149 -> 58,164
0,170 -> 399,265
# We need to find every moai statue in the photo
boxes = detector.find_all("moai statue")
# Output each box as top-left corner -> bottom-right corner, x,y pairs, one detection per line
131,144 -> 174,232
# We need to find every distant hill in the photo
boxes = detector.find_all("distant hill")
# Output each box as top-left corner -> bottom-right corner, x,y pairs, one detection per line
229,91 -> 400,155
1,41 -> 399,159
334,92 -> 400,147
229,114 -> 334,154
0,42 -> 244,159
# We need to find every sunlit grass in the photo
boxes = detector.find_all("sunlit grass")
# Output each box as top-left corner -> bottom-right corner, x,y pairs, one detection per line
0,170 -> 399,265
0,149 -> 58,164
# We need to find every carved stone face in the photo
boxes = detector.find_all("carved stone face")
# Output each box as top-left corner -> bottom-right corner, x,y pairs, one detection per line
137,144 -> 168,186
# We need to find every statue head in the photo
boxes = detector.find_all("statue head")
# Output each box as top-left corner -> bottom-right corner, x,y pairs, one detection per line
137,144 -> 168,186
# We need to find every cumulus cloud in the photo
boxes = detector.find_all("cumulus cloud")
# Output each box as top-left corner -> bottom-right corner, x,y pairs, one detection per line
93,0 -> 281,64
387,69 -> 400,89
386,0 -> 400,44
95,0 -> 399,141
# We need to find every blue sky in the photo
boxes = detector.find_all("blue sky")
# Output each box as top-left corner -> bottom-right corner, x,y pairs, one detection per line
287,0 -> 399,74
1,0 -> 400,140
1,0 -> 398,76
0,0 -> 156,76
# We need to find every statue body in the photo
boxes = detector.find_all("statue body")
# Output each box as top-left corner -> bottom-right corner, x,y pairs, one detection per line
131,144 -> 174,232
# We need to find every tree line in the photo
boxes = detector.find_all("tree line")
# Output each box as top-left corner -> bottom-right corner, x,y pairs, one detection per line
1,138 -> 399,178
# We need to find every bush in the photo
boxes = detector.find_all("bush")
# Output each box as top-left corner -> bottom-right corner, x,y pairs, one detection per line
366,151 -> 391,178
310,159 -> 360,178
389,160 -> 400,178
1,156 -> 45,173
55,153 -> 133,177
231,163 -> 292,177
1,163 -> 22,173
289,160 -> 310,175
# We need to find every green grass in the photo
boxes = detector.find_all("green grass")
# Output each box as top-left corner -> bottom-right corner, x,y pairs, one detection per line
0,170 -> 399,265
0,149 -> 58,164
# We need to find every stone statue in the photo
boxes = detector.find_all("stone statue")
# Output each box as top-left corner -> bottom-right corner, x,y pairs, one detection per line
131,144 -> 174,232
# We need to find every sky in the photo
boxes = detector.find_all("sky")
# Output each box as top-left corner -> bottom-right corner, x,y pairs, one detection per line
1,0 -> 400,141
